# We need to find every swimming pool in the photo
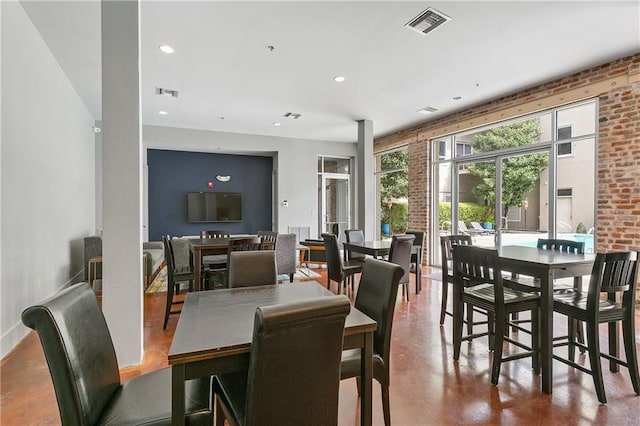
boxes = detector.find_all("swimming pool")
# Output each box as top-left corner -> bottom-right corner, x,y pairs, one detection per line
501,233 -> 594,253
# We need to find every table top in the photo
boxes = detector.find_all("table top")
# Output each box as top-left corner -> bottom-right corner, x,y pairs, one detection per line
496,245 -> 596,267
168,281 -> 376,365
344,240 -> 391,250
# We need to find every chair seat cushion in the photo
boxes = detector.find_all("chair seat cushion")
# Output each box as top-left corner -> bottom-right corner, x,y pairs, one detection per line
339,349 -> 386,385
97,367 -> 211,426
343,260 -> 364,274
214,371 -> 248,425
203,254 -> 227,265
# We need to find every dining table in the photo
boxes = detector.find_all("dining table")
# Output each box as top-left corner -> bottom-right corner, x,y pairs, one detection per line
168,281 -> 377,426
343,240 -> 393,258
491,245 -> 596,394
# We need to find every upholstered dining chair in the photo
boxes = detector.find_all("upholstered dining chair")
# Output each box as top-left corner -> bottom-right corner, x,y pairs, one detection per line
214,296 -> 351,426
162,235 -> 195,329
322,232 -> 363,296
340,258 -> 404,426
274,233 -> 297,282
21,282 -> 212,425
388,234 -> 415,301
405,230 -> 425,294
344,229 -> 366,264
227,251 -> 278,288
552,251 -> 640,403
452,245 -> 540,385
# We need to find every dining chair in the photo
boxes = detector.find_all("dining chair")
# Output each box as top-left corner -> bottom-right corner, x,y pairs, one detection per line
214,295 -> 351,426
162,235 -> 195,329
201,230 -> 231,272
257,230 -> 277,250
322,233 -> 363,296
274,233 -> 297,282
552,251 -> 640,403
227,251 -> 277,288
388,234 -> 415,302
21,282 -> 213,425
340,258 -> 404,426
207,236 -> 261,288
504,238 -> 586,346
344,229 -> 366,264
405,230 -> 425,294
452,245 -> 540,385
439,235 -> 473,326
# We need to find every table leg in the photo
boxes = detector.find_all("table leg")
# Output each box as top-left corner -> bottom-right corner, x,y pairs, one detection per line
540,270 -> 554,394
360,332 -> 373,426
193,248 -> 202,292
172,364 -> 186,426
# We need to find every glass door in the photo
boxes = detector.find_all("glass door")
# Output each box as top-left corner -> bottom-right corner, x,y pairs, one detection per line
496,150 -> 550,247
455,160 -> 496,248
320,174 -> 350,244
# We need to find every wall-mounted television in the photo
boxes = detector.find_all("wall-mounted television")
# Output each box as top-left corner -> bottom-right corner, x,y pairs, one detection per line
187,192 -> 243,223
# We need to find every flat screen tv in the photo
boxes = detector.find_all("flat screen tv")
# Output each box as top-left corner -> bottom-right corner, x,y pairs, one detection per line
187,192 -> 243,223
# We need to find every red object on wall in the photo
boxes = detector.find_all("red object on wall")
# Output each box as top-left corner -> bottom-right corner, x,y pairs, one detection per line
207,182 -> 214,188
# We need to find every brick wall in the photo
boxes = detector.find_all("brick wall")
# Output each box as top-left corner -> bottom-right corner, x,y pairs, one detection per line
375,54 -> 640,272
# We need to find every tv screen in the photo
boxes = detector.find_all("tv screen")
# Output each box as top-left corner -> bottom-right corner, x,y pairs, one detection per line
187,192 -> 243,223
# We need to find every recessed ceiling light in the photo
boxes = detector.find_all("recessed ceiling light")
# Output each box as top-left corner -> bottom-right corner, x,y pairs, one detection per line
272,122 -> 281,126
334,76 -> 345,83
159,45 -> 174,54
158,110 -> 168,115
453,96 -> 462,100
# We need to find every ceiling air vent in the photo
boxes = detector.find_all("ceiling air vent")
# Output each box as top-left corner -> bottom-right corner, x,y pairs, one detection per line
155,87 -> 179,98
405,7 -> 451,36
283,112 -> 302,119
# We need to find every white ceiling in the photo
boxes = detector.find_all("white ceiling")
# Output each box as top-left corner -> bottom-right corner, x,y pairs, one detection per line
22,1 -> 640,143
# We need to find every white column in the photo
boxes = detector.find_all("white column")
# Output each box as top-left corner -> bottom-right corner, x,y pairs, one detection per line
101,0 -> 143,367
357,120 -> 375,239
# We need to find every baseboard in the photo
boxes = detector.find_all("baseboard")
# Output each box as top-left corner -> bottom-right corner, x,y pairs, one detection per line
1,270 -> 83,360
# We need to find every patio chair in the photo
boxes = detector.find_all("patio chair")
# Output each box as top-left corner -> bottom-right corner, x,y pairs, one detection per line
471,221 -> 493,234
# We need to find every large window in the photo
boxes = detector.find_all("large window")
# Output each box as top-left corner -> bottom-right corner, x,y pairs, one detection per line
431,99 -> 597,264
375,147 -> 408,238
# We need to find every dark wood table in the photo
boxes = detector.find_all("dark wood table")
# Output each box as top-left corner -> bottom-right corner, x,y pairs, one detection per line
343,240 -> 392,258
168,281 -> 377,425
187,238 -> 230,291
494,245 -> 596,394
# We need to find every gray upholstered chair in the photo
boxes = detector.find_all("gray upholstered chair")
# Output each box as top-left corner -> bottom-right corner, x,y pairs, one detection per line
214,296 -> 351,426
163,235 -> 195,329
275,233 -> 297,282
21,282 -> 212,425
339,258 -> 404,426
228,251 -> 278,288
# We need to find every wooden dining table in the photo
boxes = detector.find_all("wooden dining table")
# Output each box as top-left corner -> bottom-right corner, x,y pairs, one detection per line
343,240 -> 393,258
168,281 -> 377,425
475,245 -> 596,394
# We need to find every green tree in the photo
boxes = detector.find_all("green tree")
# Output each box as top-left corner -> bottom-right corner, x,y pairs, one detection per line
467,120 -> 547,216
380,149 -> 408,200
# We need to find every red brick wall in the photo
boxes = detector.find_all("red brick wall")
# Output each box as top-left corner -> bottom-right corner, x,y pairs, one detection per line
375,54 -> 640,269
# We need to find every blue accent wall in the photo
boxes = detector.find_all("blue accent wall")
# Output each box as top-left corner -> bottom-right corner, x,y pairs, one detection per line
147,149 -> 272,241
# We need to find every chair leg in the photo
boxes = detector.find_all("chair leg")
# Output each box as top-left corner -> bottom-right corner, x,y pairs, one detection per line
622,317 -> 640,394
440,281 -> 449,325
568,316 -> 577,362
491,314 -> 504,385
381,382 -> 391,426
215,396 -> 226,426
415,264 -> 422,294
531,307 -> 540,375
163,281 -> 174,330
586,320 -> 607,403
453,294 -> 464,361
466,303 -> 474,336
289,273 -> 294,283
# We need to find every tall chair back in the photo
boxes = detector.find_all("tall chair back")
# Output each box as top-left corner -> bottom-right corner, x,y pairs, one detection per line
405,230 -> 425,293
228,251 -> 277,287
344,229 -> 366,261
322,232 -> 346,285
22,283 -> 122,424
201,230 -> 230,238
537,238 -> 585,254
439,234 -> 473,325
275,233 -> 297,282
389,234 -> 415,301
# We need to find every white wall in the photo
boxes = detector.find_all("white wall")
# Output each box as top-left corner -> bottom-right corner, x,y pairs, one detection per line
1,2 -> 96,358
143,125 -> 357,238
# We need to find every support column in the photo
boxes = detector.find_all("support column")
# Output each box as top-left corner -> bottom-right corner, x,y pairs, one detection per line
101,0 -> 143,366
357,120 -> 375,239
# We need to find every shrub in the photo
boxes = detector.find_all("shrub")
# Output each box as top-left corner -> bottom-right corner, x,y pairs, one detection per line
438,202 -> 493,229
